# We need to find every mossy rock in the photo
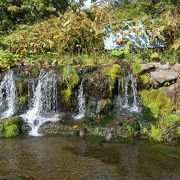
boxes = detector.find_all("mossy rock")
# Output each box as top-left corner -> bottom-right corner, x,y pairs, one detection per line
96,99 -> 112,115
85,100 -> 97,118
83,71 -> 111,100
0,117 -> 22,138
139,73 -> 151,89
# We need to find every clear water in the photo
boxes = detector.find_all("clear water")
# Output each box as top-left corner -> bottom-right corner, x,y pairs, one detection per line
0,137 -> 179,180
0,70 -> 18,118
74,80 -> 86,120
21,70 -> 59,136
117,74 -> 141,114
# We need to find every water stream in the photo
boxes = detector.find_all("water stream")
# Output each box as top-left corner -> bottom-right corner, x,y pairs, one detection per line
0,69 -> 141,135
21,69 -> 58,136
74,80 -> 86,120
0,137 -> 179,180
117,74 -> 141,113
0,70 -> 18,118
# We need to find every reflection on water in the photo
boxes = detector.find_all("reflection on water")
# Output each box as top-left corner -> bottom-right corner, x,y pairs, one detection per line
0,137 -> 179,180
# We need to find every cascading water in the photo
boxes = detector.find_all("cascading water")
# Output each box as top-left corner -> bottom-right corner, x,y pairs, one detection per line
74,80 -> 85,120
117,74 -> 140,113
21,69 -> 58,136
130,75 -> 139,112
0,71 -> 18,118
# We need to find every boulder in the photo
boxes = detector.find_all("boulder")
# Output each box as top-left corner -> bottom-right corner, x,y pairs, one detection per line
140,63 -> 155,73
173,63 -> 180,73
150,62 -> 171,70
86,100 -> 97,118
164,81 -> 180,114
150,70 -> 179,85
96,99 -> 112,115
38,121 -> 77,135
83,71 -> 111,100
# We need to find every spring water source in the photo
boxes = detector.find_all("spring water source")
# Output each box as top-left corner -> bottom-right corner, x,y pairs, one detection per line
21,69 -> 58,136
0,71 -> 18,118
74,80 -> 86,120
117,74 -> 141,113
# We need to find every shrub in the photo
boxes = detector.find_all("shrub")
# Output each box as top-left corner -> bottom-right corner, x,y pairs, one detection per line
0,49 -> 20,69
105,64 -> 121,93
61,66 -> 79,102
150,116 -> 179,142
0,117 -> 21,138
4,124 -> 19,138
139,73 -> 151,88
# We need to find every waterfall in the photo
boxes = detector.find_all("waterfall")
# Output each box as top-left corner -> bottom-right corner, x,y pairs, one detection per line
21,69 -> 58,136
74,80 -> 85,120
117,74 -> 140,113
130,75 -> 139,112
0,71 -> 18,118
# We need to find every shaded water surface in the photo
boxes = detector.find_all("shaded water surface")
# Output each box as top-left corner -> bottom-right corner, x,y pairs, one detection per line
0,137 -> 179,180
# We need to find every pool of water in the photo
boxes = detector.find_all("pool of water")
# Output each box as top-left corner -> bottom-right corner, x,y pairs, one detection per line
0,136 -> 179,180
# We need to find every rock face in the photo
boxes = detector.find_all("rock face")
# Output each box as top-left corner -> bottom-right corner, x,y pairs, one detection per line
96,99 -> 112,115
148,62 -> 171,70
83,71 -> 111,100
164,80 -> 180,114
150,70 -> 179,85
140,63 -> 155,73
39,121 -> 77,135
173,63 -> 180,73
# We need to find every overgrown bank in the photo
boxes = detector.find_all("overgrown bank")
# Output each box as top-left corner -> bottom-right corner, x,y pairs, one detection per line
0,0 -> 179,142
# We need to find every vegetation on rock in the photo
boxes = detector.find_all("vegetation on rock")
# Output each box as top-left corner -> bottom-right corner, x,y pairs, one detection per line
0,117 -> 21,138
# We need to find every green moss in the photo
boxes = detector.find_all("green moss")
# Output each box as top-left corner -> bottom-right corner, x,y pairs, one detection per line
61,66 -> 79,103
17,80 -> 28,106
61,88 -> 72,103
19,96 -> 27,106
150,52 -> 159,60
0,117 -> 21,138
99,115 -> 115,127
119,122 -> 136,138
140,89 -> 172,120
4,124 -> 19,138
105,64 -> 121,93
141,89 -> 180,142
139,73 -> 151,88
132,60 -> 142,75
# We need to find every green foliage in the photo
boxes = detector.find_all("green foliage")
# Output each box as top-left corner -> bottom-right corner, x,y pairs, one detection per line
61,66 -> 79,102
0,0 -> 179,69
0,49 -> 19,69
132,60 -> 142,75
141,89 -> 180,142
3,10 -> 104,56
4,124 -> 19,138
120,122 -> 136,138
111,49 -> 125,58
149,117 -> 179,142
0,0 -> 70,34
139,73 -> 151,88
111,43 -> 131,59
0,117 -> 20,138
61,88 -> 72,103
140,89 -> 172,120
105,64 -> 121,93
150,52 -> 159,60
62,66 -> 79,89
99,115 -> 115,127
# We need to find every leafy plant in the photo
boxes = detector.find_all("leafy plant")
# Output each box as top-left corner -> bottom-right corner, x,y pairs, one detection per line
0,117 -> 21,138
0,49 -> 19,69
105,64 -> 121,93
61,66 -> 79,102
